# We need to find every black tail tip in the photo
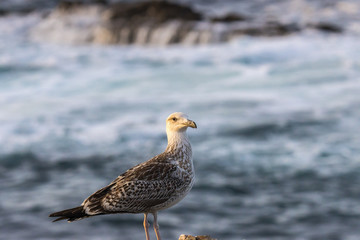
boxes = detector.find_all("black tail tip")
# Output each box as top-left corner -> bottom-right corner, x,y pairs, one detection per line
49,206 -> 85,222
52,217 -> 68,222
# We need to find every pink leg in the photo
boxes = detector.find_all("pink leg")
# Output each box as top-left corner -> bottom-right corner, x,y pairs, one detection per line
143,213 -> 150,240
152,212 -> 162,240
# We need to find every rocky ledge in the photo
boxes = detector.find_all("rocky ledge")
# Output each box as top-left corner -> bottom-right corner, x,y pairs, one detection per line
179,234 -> 217,240
30,0 -> 343,46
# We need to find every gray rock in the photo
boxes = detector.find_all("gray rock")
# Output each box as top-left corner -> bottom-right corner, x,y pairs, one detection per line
179,234 -> 217,240
29,0 -> 343,46
210,13 -> 248,23
103,1 -> 202,23
307,22 -> 343,33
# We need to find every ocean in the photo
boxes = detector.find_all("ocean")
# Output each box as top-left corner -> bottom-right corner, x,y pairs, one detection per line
1,1 -> 360,240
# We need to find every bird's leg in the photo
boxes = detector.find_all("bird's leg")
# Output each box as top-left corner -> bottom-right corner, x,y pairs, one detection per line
152,212 -> 162,240
143,213 -> 151,240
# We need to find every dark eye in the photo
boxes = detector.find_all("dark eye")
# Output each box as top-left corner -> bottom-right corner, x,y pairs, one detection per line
172,117 -> 177,121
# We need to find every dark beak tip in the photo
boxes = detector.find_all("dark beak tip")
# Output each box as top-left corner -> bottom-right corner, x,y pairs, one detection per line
190,120 -> 197,129
186,119 -> 197,129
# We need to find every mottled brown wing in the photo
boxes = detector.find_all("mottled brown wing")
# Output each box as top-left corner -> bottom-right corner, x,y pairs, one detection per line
103,177 -> 184,213
82,162 -> 184,214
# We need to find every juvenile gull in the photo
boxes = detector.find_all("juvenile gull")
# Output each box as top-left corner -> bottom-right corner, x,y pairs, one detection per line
49,112 -> 197,240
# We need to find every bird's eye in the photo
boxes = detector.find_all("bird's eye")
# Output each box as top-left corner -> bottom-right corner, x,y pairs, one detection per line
172,117 -> 177,121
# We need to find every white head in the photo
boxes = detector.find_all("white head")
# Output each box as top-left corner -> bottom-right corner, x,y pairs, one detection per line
166,112 -> 197,133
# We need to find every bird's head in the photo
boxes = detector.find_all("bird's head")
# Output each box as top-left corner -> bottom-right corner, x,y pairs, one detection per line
166,112 -> 197,133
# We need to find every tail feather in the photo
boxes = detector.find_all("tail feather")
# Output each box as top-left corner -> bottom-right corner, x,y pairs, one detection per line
49,206 -> 88,222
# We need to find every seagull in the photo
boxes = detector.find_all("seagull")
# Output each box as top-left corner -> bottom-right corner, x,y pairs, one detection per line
49,112 -> 197,240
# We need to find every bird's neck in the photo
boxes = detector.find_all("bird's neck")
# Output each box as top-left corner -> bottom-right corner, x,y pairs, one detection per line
165,130 -> 194,180
165,130 -> 192,157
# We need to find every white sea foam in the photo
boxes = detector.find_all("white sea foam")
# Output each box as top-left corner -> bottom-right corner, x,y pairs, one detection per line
0,14 -> 360,168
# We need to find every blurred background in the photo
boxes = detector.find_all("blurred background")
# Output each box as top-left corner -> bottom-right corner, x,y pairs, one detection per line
1,0 -> 360,240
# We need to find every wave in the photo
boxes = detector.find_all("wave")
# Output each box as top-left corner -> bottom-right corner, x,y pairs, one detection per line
220,117 -> 336,139
0,151 -> 119,172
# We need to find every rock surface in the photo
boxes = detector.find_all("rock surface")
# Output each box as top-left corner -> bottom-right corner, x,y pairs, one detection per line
179,234 -> 217,240
307,22 -> 343,33
210,13 -> 247,23
104,1 -> 202,23
29,0 -> 343,46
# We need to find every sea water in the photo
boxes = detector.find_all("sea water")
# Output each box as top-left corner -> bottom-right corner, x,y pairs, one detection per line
1,12 -> 360,240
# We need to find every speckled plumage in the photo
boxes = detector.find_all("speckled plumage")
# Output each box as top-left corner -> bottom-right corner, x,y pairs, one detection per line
50,112 -> 197,240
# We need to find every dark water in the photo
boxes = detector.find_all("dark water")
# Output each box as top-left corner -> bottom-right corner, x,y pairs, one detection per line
1,111 -> 360,240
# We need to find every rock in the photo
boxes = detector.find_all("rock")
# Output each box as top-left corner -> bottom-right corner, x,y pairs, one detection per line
30,1 -> 206,45
30,3 -> 105,45
179,234 -> 217,240
57,0 -> 108,10
307,22 -> 343,33
103,1 -> 202,23
232,21 -> 300,37
29,0 -> 344,46
56,0 -> 87,11
210,13 -> 247,23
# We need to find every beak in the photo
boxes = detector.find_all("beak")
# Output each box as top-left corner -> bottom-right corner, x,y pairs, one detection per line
185,119 -> 197,129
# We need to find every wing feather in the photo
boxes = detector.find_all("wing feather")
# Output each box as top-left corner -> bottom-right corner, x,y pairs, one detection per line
82,159 -> 185,214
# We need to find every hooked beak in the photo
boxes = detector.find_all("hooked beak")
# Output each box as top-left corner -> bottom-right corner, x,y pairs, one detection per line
185,119 -> 197,129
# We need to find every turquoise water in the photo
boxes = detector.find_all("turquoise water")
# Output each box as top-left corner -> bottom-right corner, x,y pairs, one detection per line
1,14 -> 360,240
